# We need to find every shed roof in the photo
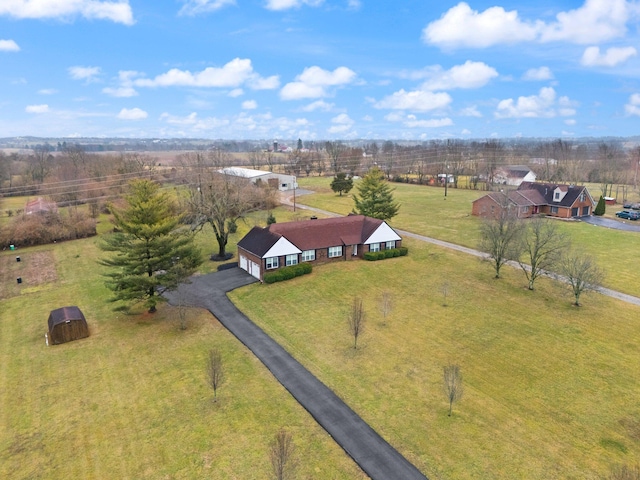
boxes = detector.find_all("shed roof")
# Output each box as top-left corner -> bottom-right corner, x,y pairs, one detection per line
48,306 -> 87,330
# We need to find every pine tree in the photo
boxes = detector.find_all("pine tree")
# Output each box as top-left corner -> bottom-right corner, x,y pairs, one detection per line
99,180 -> 202,313
352,167 -> 399,221
594,195 -> 606,216
330,172 -> 353,196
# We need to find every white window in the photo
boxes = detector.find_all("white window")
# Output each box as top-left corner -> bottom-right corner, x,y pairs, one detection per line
385,241 -> 396,250
285,254 -> 298,266
328,246 -> 343,258
301,250 -> 315,262
579,192 -> 586,202
521,206 -> 529,213
551,206 -> 558,214
370,243 -> 380,252
352,244 -> 358,256
266,257 -> 279,269
554,192 -> 560,200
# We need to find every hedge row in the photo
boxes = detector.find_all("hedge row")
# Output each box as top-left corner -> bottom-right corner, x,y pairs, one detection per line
0,210 -> 97,248
263,262 -> 312,284
363,247 -> 408,261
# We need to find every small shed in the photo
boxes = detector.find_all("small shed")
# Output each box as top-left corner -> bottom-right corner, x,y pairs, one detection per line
47,306 -> 89,345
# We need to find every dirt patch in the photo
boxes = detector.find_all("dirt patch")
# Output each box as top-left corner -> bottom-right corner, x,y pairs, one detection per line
0,250 -> 58,300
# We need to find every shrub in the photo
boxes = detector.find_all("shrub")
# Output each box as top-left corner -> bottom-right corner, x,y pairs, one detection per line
0,210 -> 97,248
267,212 -> 276,225
263,263 -> 312,284
364,247 -> 408,261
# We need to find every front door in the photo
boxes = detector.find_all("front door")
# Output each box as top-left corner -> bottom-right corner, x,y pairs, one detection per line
352,244 -> 358,256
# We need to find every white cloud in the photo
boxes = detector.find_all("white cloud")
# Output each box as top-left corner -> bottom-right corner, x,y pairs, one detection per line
327,124 -> 351,134
0,39 -> 19,51
523,66 -> 553,81
625,93 -> 640,116
419,61 -> 498,90
26,104 -> 49,113
404,117 -> 453,128
242,100 -> 257,109
103,86 -> 138,97
424,0 -> 632,49
160,112 -> 199,125
228,88 -> 244,97
301,100 -> 334,112
460,106 -> 482,117
68,66 -> 101,82
38,89 -> 57,95
495,87 -> 577,119
134,58 -> 278,91
265,0 -> 323,11
179,0 -> 235,16
539,0 -> 631,44
374,89 -> 452,112
565,119 -> 577,125
331,113 -> 353,125
0,0 -> 134,25
117,107 -> 147,120
280,66 -> 356,100
581,46 -> 637,66
422,2 -> 538,49
347,0 -> 361,10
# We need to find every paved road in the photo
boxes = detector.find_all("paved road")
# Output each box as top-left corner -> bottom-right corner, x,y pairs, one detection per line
166,268 -> 428,480
282,195 -> 640,307
581,215 -> 640,232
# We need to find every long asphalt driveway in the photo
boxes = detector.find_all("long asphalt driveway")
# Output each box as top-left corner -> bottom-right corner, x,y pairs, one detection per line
166,268 -> 428,480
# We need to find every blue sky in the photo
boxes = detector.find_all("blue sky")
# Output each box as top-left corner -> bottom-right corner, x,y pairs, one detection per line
1,0 -> 640,141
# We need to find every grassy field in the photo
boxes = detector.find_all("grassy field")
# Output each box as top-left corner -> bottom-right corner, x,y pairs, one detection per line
296,177 -> 640,296
3,181 -> 640,479
230,237 -> 640,479
0,207 -> 364,480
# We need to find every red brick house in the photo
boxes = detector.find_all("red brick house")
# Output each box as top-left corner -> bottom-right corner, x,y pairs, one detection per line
237,215 -> 402,281
472,182 -> 595,219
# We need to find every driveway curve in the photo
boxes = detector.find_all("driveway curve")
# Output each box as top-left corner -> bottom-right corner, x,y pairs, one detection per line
166,268 -> 428,480
581,215 -> 640,232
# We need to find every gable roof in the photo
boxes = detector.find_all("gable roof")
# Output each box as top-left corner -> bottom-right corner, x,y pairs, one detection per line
517,182 -> 592,207
25,197 -> 57,214
496,165 -> 534,179
238,215 -> 399,257
48,306 -> 87,329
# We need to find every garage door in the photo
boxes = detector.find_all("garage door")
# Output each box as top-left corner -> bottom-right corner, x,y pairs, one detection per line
249,261 -> 260,280
239,255 -> 248,271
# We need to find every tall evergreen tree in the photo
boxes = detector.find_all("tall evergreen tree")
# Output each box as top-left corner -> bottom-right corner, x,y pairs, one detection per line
99,180 -> 202,313
352,166 -> 399,221
330,172 -> 353,196
594,195 -> 606,216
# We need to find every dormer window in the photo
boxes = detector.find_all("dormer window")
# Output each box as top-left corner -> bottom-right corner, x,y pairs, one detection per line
554,192 -> 560,200
553,187 -> 567,202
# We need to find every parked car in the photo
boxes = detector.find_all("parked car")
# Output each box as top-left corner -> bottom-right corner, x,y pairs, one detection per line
624,201 -> 640,210
616,210 -> 640,220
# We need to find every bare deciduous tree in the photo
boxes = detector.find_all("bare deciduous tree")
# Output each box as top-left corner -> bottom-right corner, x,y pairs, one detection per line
206,348 -> 225,401
441,281 -> 450,306
558,251 -> 604,306
479,197 -> 523,279
518,218 -> 569,290
380,291 -> 392,325
269,428 -> 297,480
443,363 -> 463,417
347,297 -> 365,349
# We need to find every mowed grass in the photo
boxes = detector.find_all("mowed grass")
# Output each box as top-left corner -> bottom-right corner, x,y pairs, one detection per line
0,217 -> 365,480
230,237 -> 640,479
296,176 -> 640,296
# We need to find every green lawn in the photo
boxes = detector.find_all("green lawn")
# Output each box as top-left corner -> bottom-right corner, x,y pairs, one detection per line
296,177 -> 640,296
230,237 -> 640,479
0,209 -> 364,480
3,185 -> 640,479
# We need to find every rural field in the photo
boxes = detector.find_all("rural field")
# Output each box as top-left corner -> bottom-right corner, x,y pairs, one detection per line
1,180 -> 640,479
296,177 -> 640,296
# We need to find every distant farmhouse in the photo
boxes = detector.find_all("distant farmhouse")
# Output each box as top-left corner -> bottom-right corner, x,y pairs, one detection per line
472,182 -> 595,220
493,165 -> 537,186
219,167 -> 297,192
237,215 -> 402,281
